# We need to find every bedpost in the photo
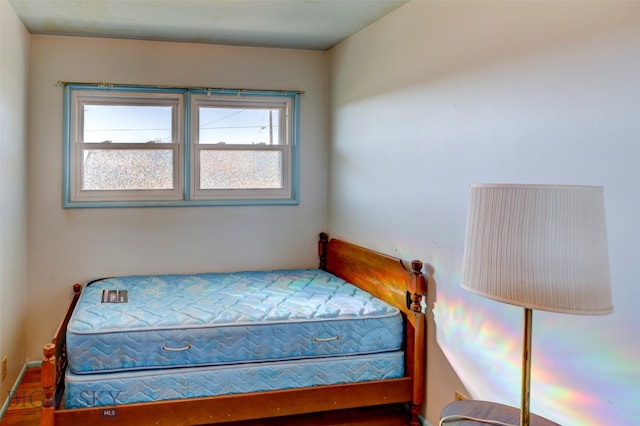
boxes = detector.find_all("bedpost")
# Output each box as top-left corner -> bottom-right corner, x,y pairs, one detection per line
73,283 -> 81,295
318,232 -> 329,270
409,310 -> 426,426
41,343 -> 56,426
408,260 -> 426,426
408,260 -> 426,312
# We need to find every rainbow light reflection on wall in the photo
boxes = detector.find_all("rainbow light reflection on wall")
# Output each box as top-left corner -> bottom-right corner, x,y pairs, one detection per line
434,278 -> 638,426
359,237 -> 637,425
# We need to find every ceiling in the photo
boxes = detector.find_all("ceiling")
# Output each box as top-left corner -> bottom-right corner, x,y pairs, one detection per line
8,0 -> 408,51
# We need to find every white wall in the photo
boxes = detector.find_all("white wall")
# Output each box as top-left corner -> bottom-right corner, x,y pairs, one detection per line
26,35 -> 329,359
328,1 -> 639,425
0,0 -> 29,406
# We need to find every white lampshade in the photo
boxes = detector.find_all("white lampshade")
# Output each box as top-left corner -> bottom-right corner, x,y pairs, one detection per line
461,184 -> 612,315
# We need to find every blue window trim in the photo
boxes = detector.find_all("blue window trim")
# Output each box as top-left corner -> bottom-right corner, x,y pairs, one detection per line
62,84 -> 300,208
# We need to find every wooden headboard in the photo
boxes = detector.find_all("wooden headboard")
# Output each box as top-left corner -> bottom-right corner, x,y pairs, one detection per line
318,232 -> 427,421
319,232 -> 426,317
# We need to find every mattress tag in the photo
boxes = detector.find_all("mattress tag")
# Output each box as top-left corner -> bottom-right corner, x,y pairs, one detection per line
101,289 -> 128,303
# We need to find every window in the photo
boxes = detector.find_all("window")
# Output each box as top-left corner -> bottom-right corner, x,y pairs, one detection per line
191,95 -> 292,201
63,84 -> 300,207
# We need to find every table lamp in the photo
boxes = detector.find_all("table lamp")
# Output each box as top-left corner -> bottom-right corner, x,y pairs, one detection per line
460,184 -> 613,426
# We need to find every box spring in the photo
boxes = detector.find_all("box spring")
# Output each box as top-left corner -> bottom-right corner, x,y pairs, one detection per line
64,350 -> 405,408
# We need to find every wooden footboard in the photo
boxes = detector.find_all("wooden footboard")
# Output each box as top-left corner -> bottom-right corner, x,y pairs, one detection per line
41,284 -> 81,426
42,233 -> 427,426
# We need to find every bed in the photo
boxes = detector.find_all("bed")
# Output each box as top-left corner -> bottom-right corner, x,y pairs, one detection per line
41,233 -> 427,425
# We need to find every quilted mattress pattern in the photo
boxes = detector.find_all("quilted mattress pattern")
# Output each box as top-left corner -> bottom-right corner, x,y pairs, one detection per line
64,351 -> 405,408
67,269 -> 402,374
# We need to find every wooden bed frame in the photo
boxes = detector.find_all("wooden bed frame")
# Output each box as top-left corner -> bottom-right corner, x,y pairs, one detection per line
41,233 -> 426,426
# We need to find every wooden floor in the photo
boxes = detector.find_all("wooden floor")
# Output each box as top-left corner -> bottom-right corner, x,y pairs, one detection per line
1,368 -> 412,426
1,369 -> 42,426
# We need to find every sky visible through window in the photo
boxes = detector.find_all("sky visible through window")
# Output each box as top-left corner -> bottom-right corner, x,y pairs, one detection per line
83,105 -> 280,144
84,105 -> 173,143
199,107 -> 280,145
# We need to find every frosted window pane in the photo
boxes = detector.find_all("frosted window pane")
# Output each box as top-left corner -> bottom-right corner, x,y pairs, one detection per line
83,150 -> 174,190
200,151 -> 282,189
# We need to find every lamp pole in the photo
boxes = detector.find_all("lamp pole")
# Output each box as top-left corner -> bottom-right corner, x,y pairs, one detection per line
521,308 -> 533,426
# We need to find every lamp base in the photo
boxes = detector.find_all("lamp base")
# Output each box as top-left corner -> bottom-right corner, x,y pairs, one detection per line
440,400 -> 560,426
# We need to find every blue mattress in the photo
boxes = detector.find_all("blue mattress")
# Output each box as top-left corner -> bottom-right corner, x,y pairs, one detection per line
66,269 -> 402,374
64,350 -> 404,408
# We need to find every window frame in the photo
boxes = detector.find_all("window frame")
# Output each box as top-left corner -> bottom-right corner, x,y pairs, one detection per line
62,84 -> 300,208
69,89 -> 184,202
190,94 -> 293,201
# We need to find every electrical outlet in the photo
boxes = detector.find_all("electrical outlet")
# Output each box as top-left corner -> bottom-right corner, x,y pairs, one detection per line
1,356 -> 7,381
455,391 -> 469,401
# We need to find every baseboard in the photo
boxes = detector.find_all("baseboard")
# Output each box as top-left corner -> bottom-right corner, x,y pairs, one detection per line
25,360 -> 42,369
